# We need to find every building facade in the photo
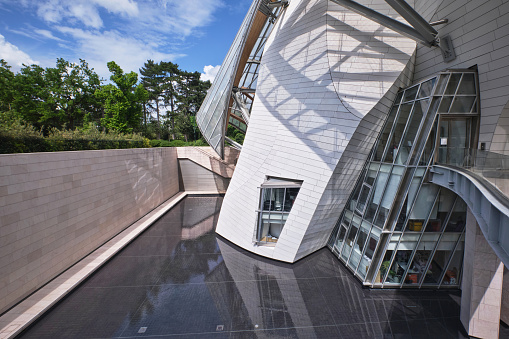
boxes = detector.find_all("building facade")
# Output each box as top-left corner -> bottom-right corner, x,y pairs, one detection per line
197,1 -> 509,337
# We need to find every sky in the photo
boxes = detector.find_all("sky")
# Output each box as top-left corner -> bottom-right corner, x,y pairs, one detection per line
0,0 -> 252,82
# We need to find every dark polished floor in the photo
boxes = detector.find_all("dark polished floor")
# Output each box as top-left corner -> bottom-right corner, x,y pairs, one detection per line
18,196 -> 476,338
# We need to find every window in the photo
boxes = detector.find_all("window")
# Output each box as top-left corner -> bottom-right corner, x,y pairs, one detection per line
256,178 -> 301,244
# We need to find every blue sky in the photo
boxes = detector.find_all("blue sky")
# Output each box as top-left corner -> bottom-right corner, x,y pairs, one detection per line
0,0 -> 252,82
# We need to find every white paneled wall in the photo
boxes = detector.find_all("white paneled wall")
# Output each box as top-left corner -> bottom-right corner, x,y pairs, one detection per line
216,0 -> 416,262
0,148 -> 179,313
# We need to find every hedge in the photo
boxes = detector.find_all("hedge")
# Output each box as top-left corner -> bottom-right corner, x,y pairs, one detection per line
0,136 -> 146,154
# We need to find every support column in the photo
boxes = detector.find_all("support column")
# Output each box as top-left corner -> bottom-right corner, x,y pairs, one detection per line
461,208 -> 504,339
502,267 -> 509,325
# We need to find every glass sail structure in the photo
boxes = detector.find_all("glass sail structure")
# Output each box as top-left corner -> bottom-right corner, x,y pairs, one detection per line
196,0 -> 285,158
328,70 -> 479,288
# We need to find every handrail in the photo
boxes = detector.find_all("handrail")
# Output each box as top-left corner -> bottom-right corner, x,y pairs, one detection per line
436,147 -> 509,200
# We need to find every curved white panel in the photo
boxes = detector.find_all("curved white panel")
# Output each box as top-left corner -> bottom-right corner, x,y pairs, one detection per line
216,0 -> 416,262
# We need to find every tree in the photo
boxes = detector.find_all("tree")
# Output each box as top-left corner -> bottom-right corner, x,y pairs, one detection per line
11,64 -> 52,129
0,59 -> 15,112
42,58 -> 102,129
174,71 -> 210,141
140,60 -> 165,137
95,61 -> 148,133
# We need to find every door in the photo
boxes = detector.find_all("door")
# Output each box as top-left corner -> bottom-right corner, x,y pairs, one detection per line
437,117 -> 471,165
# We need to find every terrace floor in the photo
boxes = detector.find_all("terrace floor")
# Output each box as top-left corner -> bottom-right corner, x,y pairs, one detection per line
16,196 -> 498,338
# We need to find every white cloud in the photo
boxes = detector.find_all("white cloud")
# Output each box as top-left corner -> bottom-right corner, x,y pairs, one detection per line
0,34 -> 37,70
34,29 -> 64,41
25,0 -> 139,29
56,26 -> 183,79
201,65 -> 220,83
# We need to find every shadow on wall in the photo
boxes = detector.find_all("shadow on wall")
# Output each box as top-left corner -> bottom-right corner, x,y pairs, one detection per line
124,150 -> 166,216
249,0 -> 413,171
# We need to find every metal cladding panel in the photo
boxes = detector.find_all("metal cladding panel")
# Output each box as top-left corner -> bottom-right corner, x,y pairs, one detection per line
215,0 -> 416,263
196,0 -> 262,159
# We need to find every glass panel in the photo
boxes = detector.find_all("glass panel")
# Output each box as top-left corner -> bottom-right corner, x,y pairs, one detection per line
406,184 -> 439,232
457,73 -> 476,94
262,188 -> 272,210
441,239 -> 464,286
438,96 -> 453,113
258,212 -> 271,241
449,119 -> 469,165
374,166 -> 404,228
422,234 -> 461,285
358,227 -> 379,279
445,73 -> 462,95
404,250 -> 432,285
425,188 -> 455,232
384,103 -> 413,163
351,222 -> 370,269
196,0 -> 260,157
366,163 -> 380,186
364,165 -> 391,222
420,119 -> 437,165
349,168 -> 366,211
341,218 -> 360,261
395,168 -> 425,231
438,120 -> 449,163
403,85 -> 419,102
471,98 -> 478,113
356,184 -> 371,214
374,105 -> 399,161
396,99 -> 429,165
335,224 -> 348,253
385,250 -> 413,284
268,213 -> 284,239
450,96 -> 476,113
445,198 -> 467,232
378,250 -> 394,283
434,73 -> 450,95
417,78 -> 436,99
283,188 -> 299,211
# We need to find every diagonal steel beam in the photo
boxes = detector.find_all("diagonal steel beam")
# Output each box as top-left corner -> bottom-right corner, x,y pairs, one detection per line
232,92 -> 251,125
385,0 -> 438,44
329,0 -> 434,47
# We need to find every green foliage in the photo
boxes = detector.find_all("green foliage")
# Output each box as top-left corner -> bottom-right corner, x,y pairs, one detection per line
139,60 -> 210,141
0,118 -> 148,154
149,138 -> 208,148
95,61 -> 148,134
8,59 -> 102,131
0,58 -> 209,143
226,125 -> 245,145
0,59 -> 15,112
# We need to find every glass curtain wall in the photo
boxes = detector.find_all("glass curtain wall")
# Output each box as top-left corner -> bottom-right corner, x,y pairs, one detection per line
197,0 -> 284,157
196,0 -> 262,158
328,70 -> 479,288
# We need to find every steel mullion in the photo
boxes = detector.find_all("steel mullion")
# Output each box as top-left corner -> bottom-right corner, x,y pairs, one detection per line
418,197 -> 458,287
392,99 -> 418,163
399,187 -> 442,288
438,230 -> 465,289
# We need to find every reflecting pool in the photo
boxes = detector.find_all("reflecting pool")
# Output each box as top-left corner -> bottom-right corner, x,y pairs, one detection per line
18,196 -> 475,338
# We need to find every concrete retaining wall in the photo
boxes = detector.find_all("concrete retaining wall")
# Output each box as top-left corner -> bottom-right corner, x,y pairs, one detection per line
0,148 -> 179,314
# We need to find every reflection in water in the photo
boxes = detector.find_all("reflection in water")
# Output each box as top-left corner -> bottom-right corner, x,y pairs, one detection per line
19,196 -> 475,338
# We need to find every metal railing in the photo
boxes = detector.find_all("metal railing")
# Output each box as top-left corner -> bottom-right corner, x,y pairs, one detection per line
436,147 -> 509,198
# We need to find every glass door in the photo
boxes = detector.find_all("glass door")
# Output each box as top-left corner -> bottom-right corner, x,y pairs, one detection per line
437,117 -> 471,165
